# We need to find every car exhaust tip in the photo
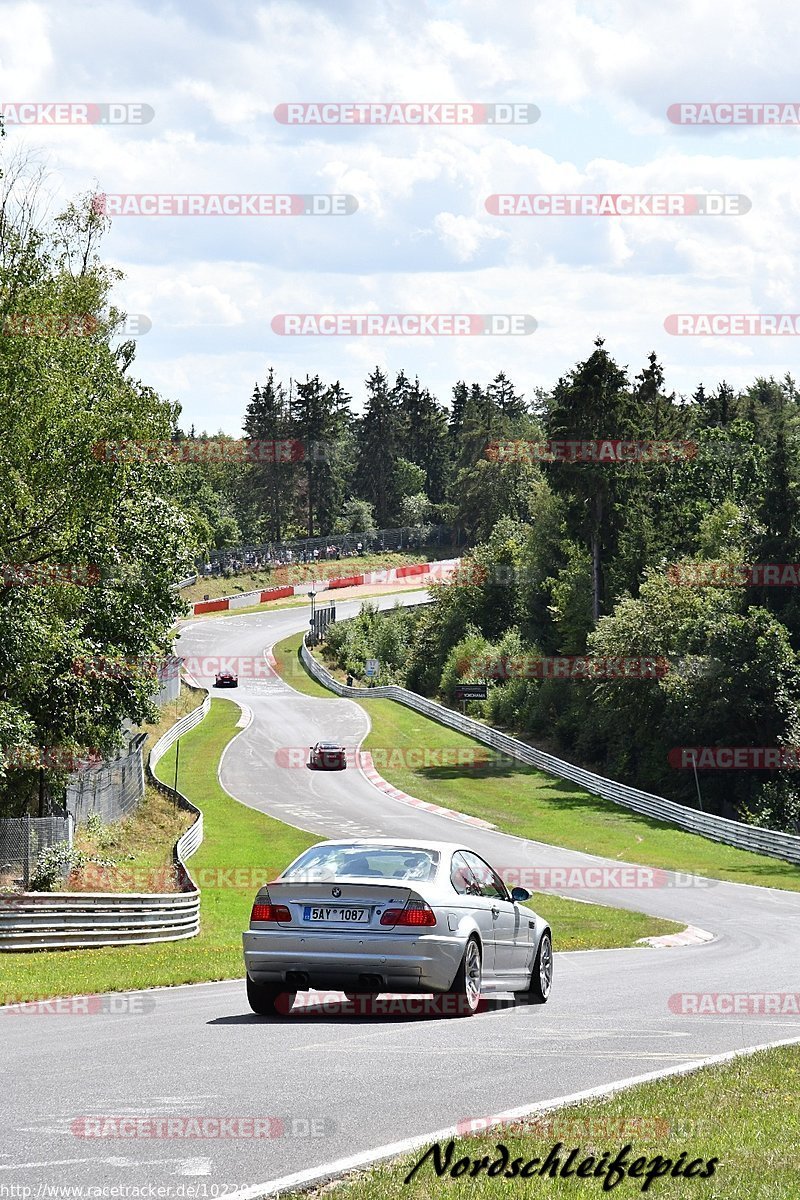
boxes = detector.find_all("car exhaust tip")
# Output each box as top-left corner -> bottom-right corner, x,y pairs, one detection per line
357,974 -> 384,991
286,971 -> 310,987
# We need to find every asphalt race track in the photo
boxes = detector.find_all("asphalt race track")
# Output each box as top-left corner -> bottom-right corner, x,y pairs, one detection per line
4,592 -> 800,1197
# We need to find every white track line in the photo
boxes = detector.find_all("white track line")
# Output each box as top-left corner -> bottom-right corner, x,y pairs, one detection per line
225,1033 -> 800,1199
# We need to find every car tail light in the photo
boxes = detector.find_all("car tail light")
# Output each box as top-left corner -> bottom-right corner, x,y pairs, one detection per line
380,901 -> 436,927
251,902 -> 291,922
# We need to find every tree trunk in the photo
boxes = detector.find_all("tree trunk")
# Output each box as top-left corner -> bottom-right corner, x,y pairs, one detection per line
591,493 -> 603,623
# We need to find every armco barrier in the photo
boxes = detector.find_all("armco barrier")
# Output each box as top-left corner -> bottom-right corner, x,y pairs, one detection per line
300,639 -> 800,867
0,696 -> 209,952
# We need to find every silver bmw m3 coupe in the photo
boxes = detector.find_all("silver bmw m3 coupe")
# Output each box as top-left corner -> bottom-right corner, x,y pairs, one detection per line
242,838 -> 553,1017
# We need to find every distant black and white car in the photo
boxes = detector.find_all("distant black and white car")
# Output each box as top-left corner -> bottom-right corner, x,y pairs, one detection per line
214,669 -> 238,688
243,838 -> 553,1017
308,741 -> 347,770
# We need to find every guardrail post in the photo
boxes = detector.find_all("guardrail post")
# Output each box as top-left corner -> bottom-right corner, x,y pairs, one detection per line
23,814 -> 30,889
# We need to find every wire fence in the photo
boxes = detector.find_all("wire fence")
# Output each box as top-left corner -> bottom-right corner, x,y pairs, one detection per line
194,524 -> 463,576
64,734 -> 147,826
0,814 -> 74,889
150,656 -> 182,706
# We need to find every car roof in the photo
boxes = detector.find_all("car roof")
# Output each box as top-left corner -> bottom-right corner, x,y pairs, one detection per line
317,741 -> 343,748
306,837 -> 469,855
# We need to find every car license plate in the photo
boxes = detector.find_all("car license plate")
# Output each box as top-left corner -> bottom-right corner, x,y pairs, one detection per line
303,906 -> 369,923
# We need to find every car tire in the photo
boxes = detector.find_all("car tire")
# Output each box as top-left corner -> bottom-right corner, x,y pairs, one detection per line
515,930 -> 553,1005
443,936 -> 482,1017
246,975 -> 295,1016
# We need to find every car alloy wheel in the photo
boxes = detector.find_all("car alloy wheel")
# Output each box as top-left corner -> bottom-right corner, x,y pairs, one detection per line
538,932 -> 553,999
445,936 -> 482,1017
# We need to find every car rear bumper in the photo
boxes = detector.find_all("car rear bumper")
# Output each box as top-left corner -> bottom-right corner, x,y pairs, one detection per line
242,929 -> 464,992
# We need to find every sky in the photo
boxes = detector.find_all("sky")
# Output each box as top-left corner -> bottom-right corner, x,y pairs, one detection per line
2,0 -> 800,433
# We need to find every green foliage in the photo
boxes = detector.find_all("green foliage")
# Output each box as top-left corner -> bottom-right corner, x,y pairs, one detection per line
0,161 -> 195,816
28,841 -> 115,892
324,602 -> 420,683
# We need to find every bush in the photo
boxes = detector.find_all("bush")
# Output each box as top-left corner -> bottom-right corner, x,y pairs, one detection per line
28,842 -> 115,892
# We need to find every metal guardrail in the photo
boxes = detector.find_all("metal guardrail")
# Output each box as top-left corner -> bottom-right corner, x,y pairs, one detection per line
301,638 -> 800,867
149,695 -> 210,879
0,695 -> 210,952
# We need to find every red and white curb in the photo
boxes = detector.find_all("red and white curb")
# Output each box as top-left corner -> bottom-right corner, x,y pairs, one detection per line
637,924 -> 715,948
191,558 -> 460,616
358,752 -> 496,831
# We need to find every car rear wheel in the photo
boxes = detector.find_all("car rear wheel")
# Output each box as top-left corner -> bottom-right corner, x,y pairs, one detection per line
444,937 -> 482,1017
515,930 -> 553,1004
246,975 -> 296,1016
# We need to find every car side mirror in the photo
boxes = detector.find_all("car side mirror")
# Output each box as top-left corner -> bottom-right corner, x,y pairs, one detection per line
511,886 -> 531,902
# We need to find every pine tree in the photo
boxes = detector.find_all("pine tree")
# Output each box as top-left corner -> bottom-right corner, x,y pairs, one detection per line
487,371 -> 526,422
394,373 -> 450,502
354,368 -> 403,526
241,368 -> 293,540
449,381 -> 468,444
290,374 -> 350,536
545,337 -> 632,622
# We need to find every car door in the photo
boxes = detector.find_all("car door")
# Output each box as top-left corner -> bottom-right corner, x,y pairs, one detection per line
449,852 -> 498,977
462,852 -> 530,986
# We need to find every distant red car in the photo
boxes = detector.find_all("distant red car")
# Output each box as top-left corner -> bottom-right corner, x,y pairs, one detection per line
308,742 -> 347,770
214,670 -> 238,688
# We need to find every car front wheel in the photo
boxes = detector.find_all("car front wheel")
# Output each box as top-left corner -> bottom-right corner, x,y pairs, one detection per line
246,975 -> 296,1016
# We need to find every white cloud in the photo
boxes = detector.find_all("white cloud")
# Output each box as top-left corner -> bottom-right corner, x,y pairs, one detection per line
3,0 -> 798,431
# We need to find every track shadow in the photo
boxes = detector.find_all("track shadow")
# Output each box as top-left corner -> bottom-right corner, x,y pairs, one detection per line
208,994 -> 526,1025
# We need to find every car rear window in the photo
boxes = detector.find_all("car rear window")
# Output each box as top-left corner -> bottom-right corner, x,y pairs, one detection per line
282,845 -> 439,882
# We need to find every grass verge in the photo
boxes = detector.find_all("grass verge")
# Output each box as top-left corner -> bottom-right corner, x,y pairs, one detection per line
0,699 -> 316,1001
525,893 -> 678,951
278,635 -> 800,892
310,1044 -> 800,1200
68,784 -> 192,893
0,691 -> 676,999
